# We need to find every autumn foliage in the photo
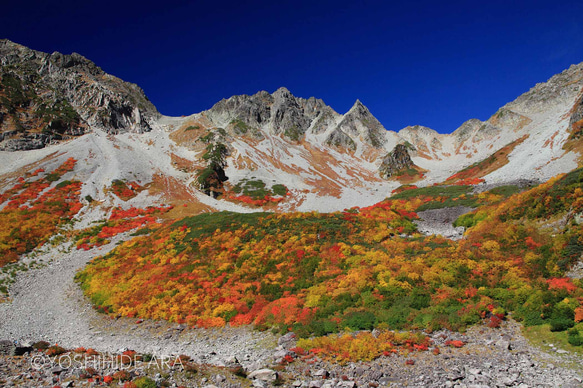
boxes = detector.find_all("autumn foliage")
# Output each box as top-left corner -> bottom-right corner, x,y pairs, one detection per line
75,205 -> 173,250
72,167 -> 583,360
296,330 -> 431,363
109,180 -> 142,201
0,158 -> 82,267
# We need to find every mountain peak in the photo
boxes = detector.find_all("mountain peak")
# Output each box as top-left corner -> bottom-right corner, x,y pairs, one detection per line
274,86 -> 291,95
349,99 -> 367,112
399,125 -> 438,136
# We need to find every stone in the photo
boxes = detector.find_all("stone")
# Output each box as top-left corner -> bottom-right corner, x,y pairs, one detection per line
248,368 -> 278,382
0,340 -> 15,356
313,369 -> 329,378
0,40 -> 159,151
278,332 -> 297,347
253,380 -> 268,388
496,340 -> 512,350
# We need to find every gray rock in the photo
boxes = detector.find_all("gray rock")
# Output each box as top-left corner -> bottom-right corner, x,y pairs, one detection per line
313,369 -> 329,378
0,340 -> 15,356
333,100 -> 386,148
495,339 -> 512,350
278,332 -> 297,348
379,143 -> 415,179
253,380 -> 269,388
248,368 -> 278,382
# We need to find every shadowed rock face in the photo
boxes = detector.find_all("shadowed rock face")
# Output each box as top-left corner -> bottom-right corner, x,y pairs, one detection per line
379,143 -> 414,179
0,39 -> 159,151
325,128 -> 356,150
570,94 -> 583,138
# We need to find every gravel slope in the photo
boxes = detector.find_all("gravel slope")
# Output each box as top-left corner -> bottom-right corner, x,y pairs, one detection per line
0,237 -> 277,370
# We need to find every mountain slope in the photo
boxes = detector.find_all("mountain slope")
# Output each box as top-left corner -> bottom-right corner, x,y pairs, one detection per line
0,39 -> 158,151
0,41 -> 583,216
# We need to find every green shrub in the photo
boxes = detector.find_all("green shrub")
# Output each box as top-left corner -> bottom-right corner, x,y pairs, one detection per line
32,341 -> 50,350
284,126 -> 302,141
294,319 -> 338,338
134,376 -> 157,388
409,289 -> 431,309
549,316 -> 574,332
342,311 -> 377,330
391,185 -> 472,200
231,119 -> 250,134
55,180 -> 72,188
272,184 -> 288,196
549,304 -> 575,332
488,185 -> 520,198
568,335 -> 583,346
45,173 -> 60,182
567,329 -> 583,346
519,310 -> 545,327
454,211 -> 488,229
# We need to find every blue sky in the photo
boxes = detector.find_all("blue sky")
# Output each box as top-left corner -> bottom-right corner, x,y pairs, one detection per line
2,0 -> 582,133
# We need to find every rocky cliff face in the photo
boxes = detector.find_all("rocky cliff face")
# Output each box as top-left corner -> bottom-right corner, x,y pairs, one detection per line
205,87 -> 333,141
379,143 -> 415,179
569,94 -> 583,140
327,100 -> 386,148
205,89 -> 389,149
0,39 -> 159,151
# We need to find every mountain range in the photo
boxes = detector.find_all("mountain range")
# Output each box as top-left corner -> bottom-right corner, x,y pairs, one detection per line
1,39 -> 582,214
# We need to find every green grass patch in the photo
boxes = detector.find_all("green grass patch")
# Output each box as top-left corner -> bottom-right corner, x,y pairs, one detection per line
487,185 -> 521,198
391,185 -> 478,211
232,179 -> 288,199
272,184 -> 287,196
231,119 -> 251,134
391,185 -> 472,200
523,323 -> 583,359
172,211 -> 269,240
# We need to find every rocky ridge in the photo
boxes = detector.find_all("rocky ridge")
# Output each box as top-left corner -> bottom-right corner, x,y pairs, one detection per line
0,39 -> 159,151
2,40 -> 583,192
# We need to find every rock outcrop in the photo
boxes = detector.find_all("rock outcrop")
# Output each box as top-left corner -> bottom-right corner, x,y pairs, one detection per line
379,143 -> 415,179
0,39 -> 159,151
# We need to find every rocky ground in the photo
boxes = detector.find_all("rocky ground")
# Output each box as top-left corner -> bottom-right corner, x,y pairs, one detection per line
1,319 -> 582,387
414,206 -> 472,240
